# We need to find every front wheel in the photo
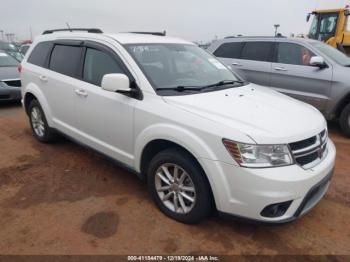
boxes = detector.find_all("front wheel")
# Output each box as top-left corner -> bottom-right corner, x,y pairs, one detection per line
147,148 -> 213,224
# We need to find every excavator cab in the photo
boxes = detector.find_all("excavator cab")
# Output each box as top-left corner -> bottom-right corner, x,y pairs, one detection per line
307,7 -> 350,54
307,11 -> 340,42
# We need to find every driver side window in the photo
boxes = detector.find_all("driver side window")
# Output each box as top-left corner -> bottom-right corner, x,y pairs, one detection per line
83,48 -> 125,86
276,43 -> 315,66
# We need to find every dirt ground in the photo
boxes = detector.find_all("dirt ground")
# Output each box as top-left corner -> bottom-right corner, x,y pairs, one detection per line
0,102 -> 349,255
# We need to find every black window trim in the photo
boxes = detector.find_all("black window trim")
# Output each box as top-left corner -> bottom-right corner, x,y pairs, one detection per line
26,41 -> 55,69
80,41 -> 135,83
43,39 -> 142,100
80,40 -> 143,100
48,41 -> 85,79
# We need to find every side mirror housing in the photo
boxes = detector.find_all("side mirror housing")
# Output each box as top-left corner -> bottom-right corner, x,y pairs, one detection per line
309,56 -> 327,68
101,73 -> 130,93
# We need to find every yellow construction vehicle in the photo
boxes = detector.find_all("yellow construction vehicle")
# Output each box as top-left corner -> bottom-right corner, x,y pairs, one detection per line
307,6 -> 350,54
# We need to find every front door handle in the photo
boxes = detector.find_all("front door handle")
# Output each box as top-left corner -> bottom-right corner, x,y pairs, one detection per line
74,89 -> 88,97
232,62 -> 243,66
39,75 -> 48,82
274,67 -> 287,71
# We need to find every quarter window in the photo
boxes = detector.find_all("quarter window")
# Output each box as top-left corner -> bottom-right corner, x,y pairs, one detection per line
276,43 -> 315,66
83,48 -> 124,86
213,42 -> 243,59
49,45 -> 82,77
241,42 -> 273,62
27,42 -> 53,68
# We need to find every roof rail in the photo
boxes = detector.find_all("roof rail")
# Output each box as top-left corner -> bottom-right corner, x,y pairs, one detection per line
42,28 -> 103,35
129,31 -> 166,36
225,35 -> 286,39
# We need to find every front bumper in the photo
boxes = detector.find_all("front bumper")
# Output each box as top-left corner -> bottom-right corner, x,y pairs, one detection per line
0,88 -> 21,101
201,139 -> 336,223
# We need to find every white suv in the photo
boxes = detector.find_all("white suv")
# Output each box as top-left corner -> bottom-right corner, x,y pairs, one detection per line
21,29 -> 336,224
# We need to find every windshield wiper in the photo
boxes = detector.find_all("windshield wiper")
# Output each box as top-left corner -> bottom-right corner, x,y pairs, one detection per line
155,80 -> 245,93
202,80 -> 245,89
156,86 -> 202,92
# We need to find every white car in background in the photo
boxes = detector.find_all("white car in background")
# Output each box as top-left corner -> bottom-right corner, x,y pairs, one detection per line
20,29 -> 336,224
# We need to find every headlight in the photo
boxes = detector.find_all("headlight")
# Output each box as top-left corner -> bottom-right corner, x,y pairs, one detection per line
223,139 -> 294,168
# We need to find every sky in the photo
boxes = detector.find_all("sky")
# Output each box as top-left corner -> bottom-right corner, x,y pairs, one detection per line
1,0 -> 349,42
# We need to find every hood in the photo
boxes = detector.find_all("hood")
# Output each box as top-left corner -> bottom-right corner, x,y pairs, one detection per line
0,66 -> 19,81
163,84 -> 326,144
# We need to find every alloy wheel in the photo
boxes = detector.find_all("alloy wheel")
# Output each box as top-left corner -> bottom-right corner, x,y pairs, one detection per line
31,106 -> 45,137
155,163 -> 196,214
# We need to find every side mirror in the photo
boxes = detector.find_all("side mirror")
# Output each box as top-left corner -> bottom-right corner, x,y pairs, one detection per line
101,73 -> 130,93
309,56 -> 327,68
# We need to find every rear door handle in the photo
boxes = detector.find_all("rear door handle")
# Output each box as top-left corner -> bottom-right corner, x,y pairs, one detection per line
232,62 -> 243,67
39,75 -> 48,82
74,89 -> 88,97
274,67 -> 287,71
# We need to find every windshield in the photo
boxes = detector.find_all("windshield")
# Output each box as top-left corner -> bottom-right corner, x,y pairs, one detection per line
7,51 -> 24,62
311,41 -> 350,66
0,52 -> 19,67
125,44 -> 240,93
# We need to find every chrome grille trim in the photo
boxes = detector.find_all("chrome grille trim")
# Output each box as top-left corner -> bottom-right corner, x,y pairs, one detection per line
289,130 -> 328,169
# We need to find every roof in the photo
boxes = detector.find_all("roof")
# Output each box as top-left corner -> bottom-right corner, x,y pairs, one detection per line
312,8 -> 347,14
219,35 -> 320,44
35,31 -> 194,45
106,33 -> 193,44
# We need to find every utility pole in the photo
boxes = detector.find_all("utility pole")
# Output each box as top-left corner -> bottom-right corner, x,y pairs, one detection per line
274,24 -> 280,36
5,33 -> 10,42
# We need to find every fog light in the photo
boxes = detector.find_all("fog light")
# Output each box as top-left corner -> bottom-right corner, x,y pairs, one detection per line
260,201 -> 292,218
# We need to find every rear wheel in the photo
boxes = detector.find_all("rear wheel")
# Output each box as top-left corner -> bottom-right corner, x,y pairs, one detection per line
340,103 -> 350,137
28,100 -> 56,143
147,148 -> 213,224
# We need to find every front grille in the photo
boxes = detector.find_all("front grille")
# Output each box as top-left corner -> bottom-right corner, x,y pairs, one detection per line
3,79 -> 21,87
295,151 -> 319,166
289,130 -> 328,169
290,136 -> 317,151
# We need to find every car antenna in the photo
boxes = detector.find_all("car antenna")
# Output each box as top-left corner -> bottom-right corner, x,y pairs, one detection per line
66,22 -> 72,32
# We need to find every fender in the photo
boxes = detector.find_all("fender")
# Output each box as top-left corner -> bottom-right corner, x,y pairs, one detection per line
134,123 -> 219,172
134,123 -> 224,197
24,83 -> 54,127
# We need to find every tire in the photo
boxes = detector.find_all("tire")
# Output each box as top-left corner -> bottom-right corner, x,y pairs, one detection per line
340,103 -> 350,138
147,148 -> 213,224
28,100 -> 56,143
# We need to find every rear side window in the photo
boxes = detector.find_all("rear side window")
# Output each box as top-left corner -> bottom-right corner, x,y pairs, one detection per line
27,42 -> 53,67
241,42 -> 273,62
49,45 -> 83,78
83,48 -> 124,86
213,42 -> 243,59
275,42 -> 316,66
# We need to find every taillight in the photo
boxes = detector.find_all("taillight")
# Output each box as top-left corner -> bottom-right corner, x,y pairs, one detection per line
17,64 -> 22,73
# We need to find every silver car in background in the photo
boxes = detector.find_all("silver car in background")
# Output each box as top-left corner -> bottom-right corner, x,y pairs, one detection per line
208,36 -> 350,137
0,50 -> 21,102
